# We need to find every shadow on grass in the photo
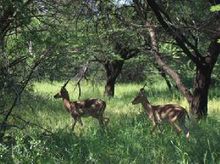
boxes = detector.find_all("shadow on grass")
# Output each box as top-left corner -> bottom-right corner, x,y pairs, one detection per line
36,113 -> 220,163
186,118 -> 220,163
1,90 -> 220,163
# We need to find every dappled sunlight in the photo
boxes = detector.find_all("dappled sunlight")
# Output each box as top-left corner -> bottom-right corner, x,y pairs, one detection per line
1,81 -> 220,163
1,0 -> 220,163
208,99 -> 220,113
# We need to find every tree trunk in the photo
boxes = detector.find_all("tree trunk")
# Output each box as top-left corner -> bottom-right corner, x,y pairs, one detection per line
145,5 -> 220,119
100,41 -> 139,97
147,23 -> 193,103
104,60 -> 124,97
190,67 -> 211,118
190,40 -> 220,118
0,35 -> 4,55
155,66 -> 172,91
104,78 -> 116,97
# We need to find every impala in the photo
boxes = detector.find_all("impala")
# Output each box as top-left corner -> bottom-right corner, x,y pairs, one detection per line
132,88 -> 189,139
54,80 -> 109,130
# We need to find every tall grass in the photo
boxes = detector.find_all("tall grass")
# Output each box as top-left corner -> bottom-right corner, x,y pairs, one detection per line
1,81 -> 220,163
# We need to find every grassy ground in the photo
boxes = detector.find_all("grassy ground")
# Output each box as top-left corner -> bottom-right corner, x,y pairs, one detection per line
1,81 -> 220,163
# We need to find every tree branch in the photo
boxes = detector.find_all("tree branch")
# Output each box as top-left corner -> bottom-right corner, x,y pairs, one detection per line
146,0 -> 203,67
146,21 -> 193,103
11,113 -> 53,135
0,47 -> 53,141
72,62 -> 89,99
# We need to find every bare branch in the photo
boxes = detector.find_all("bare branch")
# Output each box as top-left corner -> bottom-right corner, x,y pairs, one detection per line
146,21 -> 193,103
0,47 -> 53,141
146,0 -> 203,67
11,114 -> 53,135
72,62 -> 90,99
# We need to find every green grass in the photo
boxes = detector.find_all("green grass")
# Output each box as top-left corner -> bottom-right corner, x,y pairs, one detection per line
1,81 -> 220,163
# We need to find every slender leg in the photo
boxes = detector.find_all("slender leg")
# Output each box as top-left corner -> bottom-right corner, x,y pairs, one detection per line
72,119 -> 77,131
104,117 -> 109,126
172,122 -> 182,135
182,125 -> 190,139
98,117 -> 104,128
157,124 -> 163,133
150,122 -> 157,134
78,118 -> 83,126
179,121 -> 190,139
180,118 -> 190,139
92,115 -> 104,128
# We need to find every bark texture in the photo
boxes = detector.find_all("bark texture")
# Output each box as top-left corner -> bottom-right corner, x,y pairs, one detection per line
145,0 -> 220,119
104,60 -> 124,97
103,42 -> 139,97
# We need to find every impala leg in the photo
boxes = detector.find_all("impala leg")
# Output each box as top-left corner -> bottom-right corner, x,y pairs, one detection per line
99,117 -> 105,128
182,125 -> 190,139
100,115 -> 108,128
150,122 -> 158,134
150,125 -> 157,134
179,122 -> 190,139
172,122 -> 182,135
72,119 -> 77,131
78,118 -> 83,126
92,115 -> 104,128
104,117 -> 109,126
157,124 -> 163,133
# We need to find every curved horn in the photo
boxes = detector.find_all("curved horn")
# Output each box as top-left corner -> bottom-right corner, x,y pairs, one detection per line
142,83 -> 147,89
63,79 -> 71,88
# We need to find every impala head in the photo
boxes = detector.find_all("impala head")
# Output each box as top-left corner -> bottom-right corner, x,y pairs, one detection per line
132,88 -> 146,104
54,79 -> 70,100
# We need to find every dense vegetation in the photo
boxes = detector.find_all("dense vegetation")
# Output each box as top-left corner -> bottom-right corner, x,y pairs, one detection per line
0,81 -> 220,163
0,0 -> 220,163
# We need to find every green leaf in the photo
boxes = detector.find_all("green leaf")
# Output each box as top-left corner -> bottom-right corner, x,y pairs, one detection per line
218,39 -> 220,44
210,4 -> 220,12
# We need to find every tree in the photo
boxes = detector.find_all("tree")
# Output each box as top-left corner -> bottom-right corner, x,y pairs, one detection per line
0,0 -> 76,141
69,1 -> 142,97
103,40 -> 139,97
127,0 -> 220,119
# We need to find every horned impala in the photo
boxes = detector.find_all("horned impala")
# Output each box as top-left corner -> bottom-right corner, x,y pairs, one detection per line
54,80 -> 109,130
132,87 -> 189,139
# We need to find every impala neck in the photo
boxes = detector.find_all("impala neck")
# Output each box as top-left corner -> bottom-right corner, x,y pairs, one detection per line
141,97 -> 152,115
63,93 -> 70,101
63,98 -> 71,111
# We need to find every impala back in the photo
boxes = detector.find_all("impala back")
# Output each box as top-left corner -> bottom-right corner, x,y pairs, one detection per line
152,104 -> 186,122
70,99 -> 106,117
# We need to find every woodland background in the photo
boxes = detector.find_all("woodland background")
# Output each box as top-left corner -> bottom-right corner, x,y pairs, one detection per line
0,0 -> 220,163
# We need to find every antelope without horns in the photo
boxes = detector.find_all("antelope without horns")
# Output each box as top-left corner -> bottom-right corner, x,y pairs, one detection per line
132,88 -> 189,139
54,80 -> 109,130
